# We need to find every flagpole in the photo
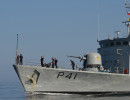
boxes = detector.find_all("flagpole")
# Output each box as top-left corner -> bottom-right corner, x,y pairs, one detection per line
16,32 -> 18,64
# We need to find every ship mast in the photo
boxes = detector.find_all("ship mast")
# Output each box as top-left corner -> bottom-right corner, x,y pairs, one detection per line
123,0 -> 130,36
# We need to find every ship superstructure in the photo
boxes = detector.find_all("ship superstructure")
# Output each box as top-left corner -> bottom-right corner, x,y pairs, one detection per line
98,0 -> 130,74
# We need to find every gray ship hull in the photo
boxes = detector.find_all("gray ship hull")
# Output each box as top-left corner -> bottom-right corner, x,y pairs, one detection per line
13,65 -> 130,93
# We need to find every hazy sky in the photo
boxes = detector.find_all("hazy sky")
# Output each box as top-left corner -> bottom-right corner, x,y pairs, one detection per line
0,0 -> 128,82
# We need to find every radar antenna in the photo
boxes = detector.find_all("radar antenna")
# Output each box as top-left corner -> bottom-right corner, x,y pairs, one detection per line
125,0 -> 130,8
123,0 -> 130,36
115,30 -> 122,38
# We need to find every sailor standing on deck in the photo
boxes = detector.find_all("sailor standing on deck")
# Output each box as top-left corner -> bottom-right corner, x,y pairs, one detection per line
16,55 -> 20,65
20,54 -> 23,65
54,58 -> 58,68
52,57 -> 55,68
70,60 -> 75,70
40,56 -> 44,67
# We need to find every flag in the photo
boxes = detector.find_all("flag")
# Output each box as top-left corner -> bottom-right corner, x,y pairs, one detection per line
128,12 -> 130,15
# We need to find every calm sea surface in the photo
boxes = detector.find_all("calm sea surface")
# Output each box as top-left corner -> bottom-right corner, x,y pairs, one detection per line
0,82 -> 130,100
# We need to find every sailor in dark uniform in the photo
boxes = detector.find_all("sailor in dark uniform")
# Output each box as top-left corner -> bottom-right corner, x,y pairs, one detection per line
20,54 -> 23,65
40,56 -> 44,67
55,58 -> 58,68
70,60 -> 75,70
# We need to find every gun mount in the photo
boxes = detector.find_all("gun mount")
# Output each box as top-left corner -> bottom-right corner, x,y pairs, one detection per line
67,52 -> 103,72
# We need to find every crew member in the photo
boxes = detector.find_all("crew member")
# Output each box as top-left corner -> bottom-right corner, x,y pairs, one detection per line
16,55 -> 20,65
83,55 -> 87,68
52,57 -> 55,68
40,56 -> 44,67
70,60 -> 75,70
20,54 -> 23,65
55,58 -> 58,68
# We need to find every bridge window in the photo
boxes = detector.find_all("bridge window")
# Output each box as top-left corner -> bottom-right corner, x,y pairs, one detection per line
123,41 -> 128,45
110,42 -> 114,46
116,42 -> 121,46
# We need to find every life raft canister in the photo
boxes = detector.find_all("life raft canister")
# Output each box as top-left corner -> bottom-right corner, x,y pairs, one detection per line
124,69 -> 129,74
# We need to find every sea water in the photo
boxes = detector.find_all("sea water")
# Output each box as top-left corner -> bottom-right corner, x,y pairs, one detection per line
0,82 -> 130,100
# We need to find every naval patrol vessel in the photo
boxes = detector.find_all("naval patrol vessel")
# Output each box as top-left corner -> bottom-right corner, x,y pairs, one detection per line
13,1 -> 130,94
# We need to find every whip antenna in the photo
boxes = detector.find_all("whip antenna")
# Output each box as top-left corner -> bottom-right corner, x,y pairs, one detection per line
16,32 -> 18,64
97,0 -> 100,41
